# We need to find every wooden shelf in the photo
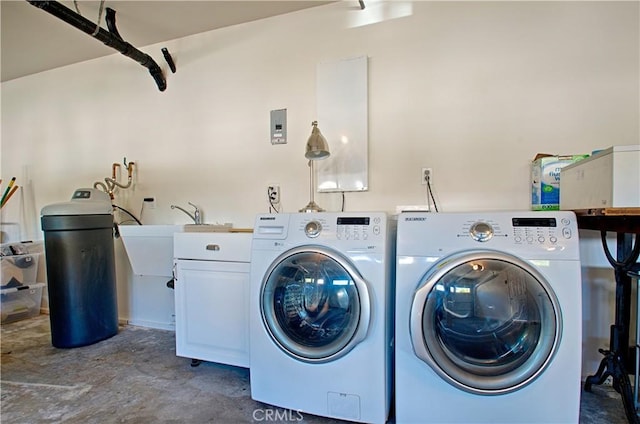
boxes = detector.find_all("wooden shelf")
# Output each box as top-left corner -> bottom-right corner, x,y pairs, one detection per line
571,208 -> 640,217
567,209 -> 640,233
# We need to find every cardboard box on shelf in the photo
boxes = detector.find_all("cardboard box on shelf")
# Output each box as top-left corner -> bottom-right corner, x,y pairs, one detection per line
531,153 -> 589,211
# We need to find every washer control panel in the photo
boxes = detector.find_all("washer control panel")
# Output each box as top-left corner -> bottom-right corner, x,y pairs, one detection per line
336,216 -> 379,241
298,215 -> 384,241
304,221 -> 322,238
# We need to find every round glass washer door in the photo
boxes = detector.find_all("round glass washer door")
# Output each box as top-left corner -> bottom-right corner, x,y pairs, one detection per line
410,250 -> 562,395
261,246 -> 371,363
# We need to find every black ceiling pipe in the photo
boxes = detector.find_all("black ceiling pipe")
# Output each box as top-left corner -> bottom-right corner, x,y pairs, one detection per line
104,7 -> 123,41
26,0 -> 167,91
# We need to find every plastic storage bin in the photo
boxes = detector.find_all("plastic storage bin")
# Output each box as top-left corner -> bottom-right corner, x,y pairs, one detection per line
1,283 -> 45,324
1,253 -> 40,288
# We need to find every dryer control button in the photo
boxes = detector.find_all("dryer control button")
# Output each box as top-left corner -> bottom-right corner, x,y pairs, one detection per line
305,221 -> 322,238
562,227 -> 572,239
470,222 -> 494,242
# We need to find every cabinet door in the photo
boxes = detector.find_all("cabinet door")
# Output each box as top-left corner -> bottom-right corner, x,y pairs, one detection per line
174,260 -> 250,368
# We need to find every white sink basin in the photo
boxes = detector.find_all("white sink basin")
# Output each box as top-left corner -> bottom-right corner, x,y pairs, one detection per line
119,225 -> 184,277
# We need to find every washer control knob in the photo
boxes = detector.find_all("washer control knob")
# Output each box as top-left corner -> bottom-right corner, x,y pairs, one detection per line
470,222 -> 494,242
304,221 -> 322,238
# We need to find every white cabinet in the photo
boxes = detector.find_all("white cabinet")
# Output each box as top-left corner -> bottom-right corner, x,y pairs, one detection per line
173,232 -> 252,368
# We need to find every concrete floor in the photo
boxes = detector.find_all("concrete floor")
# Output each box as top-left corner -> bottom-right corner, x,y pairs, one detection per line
0,315 -> 631,424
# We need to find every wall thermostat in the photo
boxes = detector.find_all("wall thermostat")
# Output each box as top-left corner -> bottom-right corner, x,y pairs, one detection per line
270,108 -> 287,145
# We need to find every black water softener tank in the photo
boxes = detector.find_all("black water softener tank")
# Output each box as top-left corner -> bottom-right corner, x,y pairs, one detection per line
41,188 -> 118,348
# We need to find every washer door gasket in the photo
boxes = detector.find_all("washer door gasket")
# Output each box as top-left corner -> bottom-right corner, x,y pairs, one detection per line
261,245 -> 371,363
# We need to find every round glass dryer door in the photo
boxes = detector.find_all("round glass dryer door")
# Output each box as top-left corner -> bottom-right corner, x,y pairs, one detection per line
261,246 -> 371,363
410,250 -> 561,395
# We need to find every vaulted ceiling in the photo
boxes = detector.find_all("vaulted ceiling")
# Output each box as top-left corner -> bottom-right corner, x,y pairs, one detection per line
1,1 -> 333,82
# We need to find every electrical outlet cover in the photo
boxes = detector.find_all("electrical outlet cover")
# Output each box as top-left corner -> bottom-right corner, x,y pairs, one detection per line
268,186 -> 280,204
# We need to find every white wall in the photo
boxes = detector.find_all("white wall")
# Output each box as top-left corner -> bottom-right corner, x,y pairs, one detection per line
1,1 -> 638,376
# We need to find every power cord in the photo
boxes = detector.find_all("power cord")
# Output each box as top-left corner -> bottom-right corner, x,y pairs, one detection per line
426,176 -> 439,212
113,204 -> 142,225
267,187 -> 280,213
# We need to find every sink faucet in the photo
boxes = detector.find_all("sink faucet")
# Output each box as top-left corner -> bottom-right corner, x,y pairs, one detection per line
171,202 -> 201,224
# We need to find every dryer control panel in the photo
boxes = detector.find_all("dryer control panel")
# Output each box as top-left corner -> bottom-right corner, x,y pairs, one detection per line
397,211 -> 579,259
459,216 -> 573,246
511,216 -> 573,246
469,221 -> 495,242
458,219 -> 506,241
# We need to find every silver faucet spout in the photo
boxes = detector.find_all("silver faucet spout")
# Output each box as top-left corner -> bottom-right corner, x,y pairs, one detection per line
171,202 -> 202,224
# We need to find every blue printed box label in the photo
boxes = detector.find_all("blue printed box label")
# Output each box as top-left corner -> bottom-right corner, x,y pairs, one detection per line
531,154 -> 588,210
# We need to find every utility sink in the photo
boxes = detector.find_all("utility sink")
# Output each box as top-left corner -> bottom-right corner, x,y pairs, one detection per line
118,225 -> 185,277
118,224 -> 252,276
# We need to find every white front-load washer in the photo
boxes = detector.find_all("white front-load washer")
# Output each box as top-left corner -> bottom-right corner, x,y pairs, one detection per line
250,212 -> 395,424
395,211 -> 582,424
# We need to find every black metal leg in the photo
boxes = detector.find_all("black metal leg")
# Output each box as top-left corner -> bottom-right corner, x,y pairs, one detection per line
585,344 -> 639,424
585,232 -> 640,424
618,364 -> 639,424
584,348 -> 612,390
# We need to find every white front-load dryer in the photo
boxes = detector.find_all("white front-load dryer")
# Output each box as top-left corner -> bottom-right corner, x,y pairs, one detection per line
250,212 -> 395,424
395,211 -> 582,423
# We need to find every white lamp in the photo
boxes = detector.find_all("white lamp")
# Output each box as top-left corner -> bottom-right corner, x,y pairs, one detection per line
299,121 -> 330,213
